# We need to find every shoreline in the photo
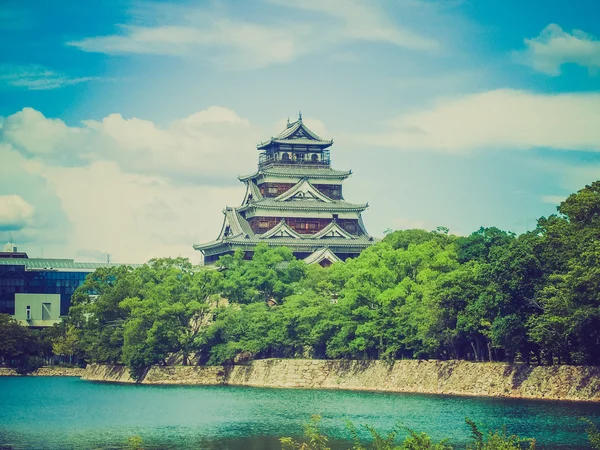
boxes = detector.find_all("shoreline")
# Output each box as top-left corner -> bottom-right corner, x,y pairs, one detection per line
5,359 -> 600,403
0,367 -> 85,377
83,359 -> 600,403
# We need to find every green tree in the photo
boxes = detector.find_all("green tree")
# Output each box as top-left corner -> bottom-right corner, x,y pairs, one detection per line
0,314 -> 50,373
49,323 -> 83,365
528,182 -> 600,364
119,258 -> 221,378
69,265 -> 138,363
218,244 -> 306,304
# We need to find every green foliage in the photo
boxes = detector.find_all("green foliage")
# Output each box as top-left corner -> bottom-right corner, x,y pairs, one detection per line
69,265 -> 137,364
283,416 -> 536,450
0,314 -> 51,373
218,244 -> 306,304
398,430 -> 452,450
48,322 -> 83,363
66,258 -> 223,379
527,181 -> 600,364
281,415 -> 331,450
465,418 -> 535,450
346,420 -> 451,450
126,435 -> 144,450
582,419 -> 600,450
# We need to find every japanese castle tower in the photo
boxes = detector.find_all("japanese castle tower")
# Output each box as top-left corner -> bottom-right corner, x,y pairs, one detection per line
195,113 -> 374,266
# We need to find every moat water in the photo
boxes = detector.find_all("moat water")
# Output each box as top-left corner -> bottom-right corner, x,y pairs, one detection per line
1,377 -> 600,449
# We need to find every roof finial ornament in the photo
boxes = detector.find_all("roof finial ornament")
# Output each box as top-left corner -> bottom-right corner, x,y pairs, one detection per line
287,116 -> 291,128
298,111 -> 302,122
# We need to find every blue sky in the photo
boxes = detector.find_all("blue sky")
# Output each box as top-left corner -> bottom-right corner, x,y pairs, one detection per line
0,0 -> 599,263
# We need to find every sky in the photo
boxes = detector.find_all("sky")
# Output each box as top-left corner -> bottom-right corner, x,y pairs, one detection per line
0,0 -> 599,264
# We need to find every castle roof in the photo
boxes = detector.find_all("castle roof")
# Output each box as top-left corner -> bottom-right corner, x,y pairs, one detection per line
257,116 -> 333,150
303,247 -> 341,265
239,198 -> 368,213
239,166 -> 352,182
194,207 -> 374,256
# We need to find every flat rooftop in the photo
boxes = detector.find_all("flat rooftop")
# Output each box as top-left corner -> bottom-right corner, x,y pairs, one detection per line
0,257 -> 137,272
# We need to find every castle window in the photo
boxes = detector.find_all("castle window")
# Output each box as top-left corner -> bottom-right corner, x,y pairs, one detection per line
295,221 -> 318,231
282,153 -> 290,161
311,153 -> 318,162
268,187 -> 278,194
258,220 -> 270,228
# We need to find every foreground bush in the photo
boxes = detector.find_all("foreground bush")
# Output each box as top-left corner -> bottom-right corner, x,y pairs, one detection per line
281,415 -> 538,450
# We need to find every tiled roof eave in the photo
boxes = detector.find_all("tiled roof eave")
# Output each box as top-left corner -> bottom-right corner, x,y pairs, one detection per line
240,203 -> 368,212
223,237 -> 373,248
193,241 -> 228,251
256,139 -> 333,149
238,168 -> 352,181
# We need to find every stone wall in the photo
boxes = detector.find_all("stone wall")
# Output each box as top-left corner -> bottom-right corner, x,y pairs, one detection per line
77,359 -> 600,402
227,359 -> 600,401
0,366 -> 84,377
83,364 -> 136,383
143,365 -> 225,385
82,364 -> 224,385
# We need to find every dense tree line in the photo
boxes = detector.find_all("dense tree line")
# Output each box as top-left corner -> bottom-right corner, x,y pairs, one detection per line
5,181 -> 599,378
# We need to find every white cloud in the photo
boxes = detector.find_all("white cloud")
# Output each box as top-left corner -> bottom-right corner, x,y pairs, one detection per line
40,161 -> 242,263
514,24 -> 600,76
68,20 -> 312,69
2,106 -> 259,184
0,106 -> 284,262
0,64 -> 97,90
68,22 -> 306,69
66,1 -> 437,69
271,0 -> 438,51
2,108 -> 85,156
358,89 -> 600,153
0,144 -> 73,253
0,194 -> 35,230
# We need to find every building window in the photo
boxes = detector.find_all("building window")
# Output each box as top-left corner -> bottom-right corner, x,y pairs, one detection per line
296,221 -> 318,231
268,187 -> 278,194
311,153 -> 318,162
282,153 -> 290,161
26,305 -> 31,320
295,153 -> 305,161
258,220 -> 270,228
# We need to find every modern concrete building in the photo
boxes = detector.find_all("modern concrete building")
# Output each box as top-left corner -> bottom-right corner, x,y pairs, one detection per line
0,242 -> 132,327
195,113 -> 375,266
13,293 -> 62,327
